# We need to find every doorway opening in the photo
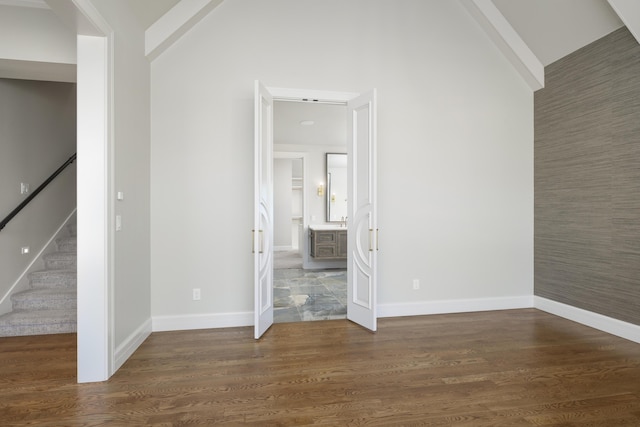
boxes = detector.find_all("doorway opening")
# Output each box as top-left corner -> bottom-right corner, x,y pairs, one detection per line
254,82 -> 377,339
272,101 -> 348,323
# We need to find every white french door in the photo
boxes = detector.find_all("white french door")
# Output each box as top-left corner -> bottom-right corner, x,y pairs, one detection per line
254,84 -> 378,338
347,90 -> 378,332
254,81 -> 274,339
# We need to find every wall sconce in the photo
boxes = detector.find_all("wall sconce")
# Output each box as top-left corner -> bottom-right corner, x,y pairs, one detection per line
317,184 -> 324,197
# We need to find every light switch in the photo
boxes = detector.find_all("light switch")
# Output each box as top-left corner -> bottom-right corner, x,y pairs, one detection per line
20,183 -> 29,195
115,215 -> 122,231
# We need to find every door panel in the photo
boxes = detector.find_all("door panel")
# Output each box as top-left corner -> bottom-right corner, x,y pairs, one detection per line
347,90 -> 377,331
254,81 -> 274,339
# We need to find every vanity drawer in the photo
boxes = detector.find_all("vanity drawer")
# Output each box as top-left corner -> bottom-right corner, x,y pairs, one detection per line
315,245 -> 337,257
316,231 -> 336,244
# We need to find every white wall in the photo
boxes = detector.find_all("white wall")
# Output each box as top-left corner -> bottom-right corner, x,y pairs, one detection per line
0,5 -> 76,82
89,0 -> 152,359
0,5 -> 76,65
0,79 -> 76,314
150,0 -> 533,324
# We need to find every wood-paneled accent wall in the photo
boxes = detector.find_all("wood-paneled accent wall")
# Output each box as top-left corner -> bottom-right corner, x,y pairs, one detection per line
535,27 -> 640,325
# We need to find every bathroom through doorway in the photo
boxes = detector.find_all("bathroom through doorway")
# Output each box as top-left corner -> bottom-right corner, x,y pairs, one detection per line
272,100 -> 348,323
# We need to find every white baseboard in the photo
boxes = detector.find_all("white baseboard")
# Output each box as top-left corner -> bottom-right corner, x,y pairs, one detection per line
114,318 -> 152,372
534,297 -> 640,344
149,297 -> 640,346
151,297 -> 534,332
152,311 -> 253,332
378,295 -> 534,318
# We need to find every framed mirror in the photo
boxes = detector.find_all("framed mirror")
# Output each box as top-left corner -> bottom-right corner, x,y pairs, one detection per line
326,153 -> 347,222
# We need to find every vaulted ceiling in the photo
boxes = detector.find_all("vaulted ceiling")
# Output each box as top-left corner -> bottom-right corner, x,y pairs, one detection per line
492,0 -> 624,66
122,0 -> 631,67
1,0 -> 638,88
127,0 -> 180,30
2,0 -> 633,64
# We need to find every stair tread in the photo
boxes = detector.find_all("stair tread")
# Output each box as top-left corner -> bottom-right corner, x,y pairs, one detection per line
12,288 -> 76,300
43,252 -> 77,258
55,236 -> 77,251
30,269 -> 76,274
0,309 -> 76,325
42,252 -> 76,270
29,269 -> 77,289
0,310 -> 77,336
11,288 -> 76,311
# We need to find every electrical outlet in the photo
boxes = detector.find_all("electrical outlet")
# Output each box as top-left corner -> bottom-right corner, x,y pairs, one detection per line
20,183 -> 29,194
193,288 -> 201,301
412,279 -> 420,290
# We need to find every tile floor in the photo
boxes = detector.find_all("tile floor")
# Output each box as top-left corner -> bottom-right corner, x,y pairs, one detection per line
273,251 -> 347,323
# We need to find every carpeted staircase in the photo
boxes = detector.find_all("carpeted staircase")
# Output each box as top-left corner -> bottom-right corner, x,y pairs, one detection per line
0,223 -> 77,337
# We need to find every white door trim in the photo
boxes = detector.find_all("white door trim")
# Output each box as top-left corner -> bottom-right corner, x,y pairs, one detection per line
269,87 -> 359,104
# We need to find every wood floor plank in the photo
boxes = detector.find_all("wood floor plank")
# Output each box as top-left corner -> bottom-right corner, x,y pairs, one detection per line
1,309 -> 640,426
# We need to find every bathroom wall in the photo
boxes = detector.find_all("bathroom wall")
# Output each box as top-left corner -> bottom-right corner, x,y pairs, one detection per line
274,157 -> 306,251
273,158 -> 293,249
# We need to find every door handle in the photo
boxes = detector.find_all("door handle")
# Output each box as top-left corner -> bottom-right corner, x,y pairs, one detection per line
369,229 -> 373,252
252,229 -> 265,253
259,229 -> 264,254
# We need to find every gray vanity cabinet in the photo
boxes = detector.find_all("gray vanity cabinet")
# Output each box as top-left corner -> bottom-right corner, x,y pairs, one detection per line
310,229 -> 347,259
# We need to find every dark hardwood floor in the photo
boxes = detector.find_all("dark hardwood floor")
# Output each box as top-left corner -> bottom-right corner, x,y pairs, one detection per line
2,309 -> 640,426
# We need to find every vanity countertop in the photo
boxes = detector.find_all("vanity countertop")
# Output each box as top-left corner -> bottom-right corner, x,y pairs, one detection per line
309,224 -> 347,231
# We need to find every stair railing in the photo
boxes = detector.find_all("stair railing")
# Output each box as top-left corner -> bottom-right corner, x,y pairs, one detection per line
0,153 -> 77,232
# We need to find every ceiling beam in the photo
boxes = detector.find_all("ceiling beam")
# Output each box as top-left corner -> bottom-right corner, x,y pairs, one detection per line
460,0 -> 544,91
608,0 -> 640,45
146,0 -> 224,61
